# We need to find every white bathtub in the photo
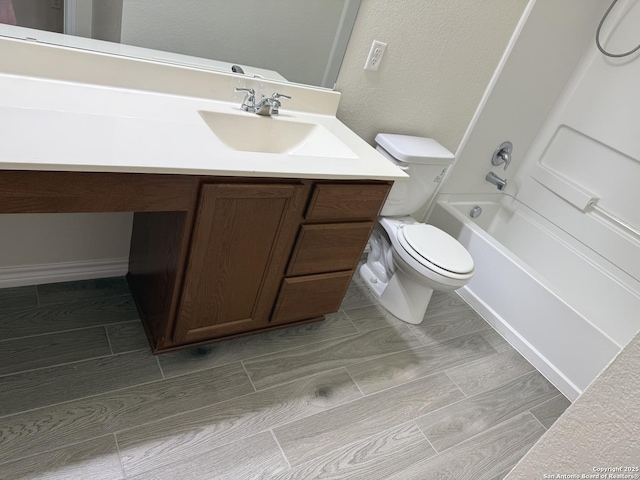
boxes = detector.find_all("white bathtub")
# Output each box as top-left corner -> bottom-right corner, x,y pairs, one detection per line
430,194 -> 640,400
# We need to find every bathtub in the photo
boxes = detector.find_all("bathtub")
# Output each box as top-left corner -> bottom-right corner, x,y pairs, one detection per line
430,194 -> 640,400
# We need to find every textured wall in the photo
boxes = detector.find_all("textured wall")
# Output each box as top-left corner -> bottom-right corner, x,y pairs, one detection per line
506,329 -> 640,477
335,0 -> 528,153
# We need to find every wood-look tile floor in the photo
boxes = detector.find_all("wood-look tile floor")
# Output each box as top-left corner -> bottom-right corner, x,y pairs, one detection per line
0,276 -> 571,479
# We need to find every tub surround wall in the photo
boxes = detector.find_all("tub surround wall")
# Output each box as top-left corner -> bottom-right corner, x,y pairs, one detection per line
509,0 -> 640,384
335,0 -> 527,152
514,0 -> 640,284
441,0 -> 607,195
511,0 -> 640,346
432,0 -> 640,400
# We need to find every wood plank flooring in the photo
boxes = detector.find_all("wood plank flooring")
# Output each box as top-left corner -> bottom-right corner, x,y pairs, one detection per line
0,277 -> 571,479
0,285 -> 38,312
0,435 -> 122,480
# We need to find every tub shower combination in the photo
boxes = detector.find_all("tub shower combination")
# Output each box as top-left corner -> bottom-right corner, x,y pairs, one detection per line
430,194 -> 640,400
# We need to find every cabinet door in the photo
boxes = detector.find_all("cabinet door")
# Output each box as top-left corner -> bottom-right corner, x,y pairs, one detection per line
174,183 -> 304,343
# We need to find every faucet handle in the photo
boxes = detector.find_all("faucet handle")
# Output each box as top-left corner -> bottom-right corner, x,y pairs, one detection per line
234,87 -> 254,94
491,141 -> 513,171
498,151 -> 511,169
234,87 -> 256,112
270,93 -> 291,114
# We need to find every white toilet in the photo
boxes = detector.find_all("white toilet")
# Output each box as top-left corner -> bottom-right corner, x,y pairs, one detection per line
360,133 -> 475,324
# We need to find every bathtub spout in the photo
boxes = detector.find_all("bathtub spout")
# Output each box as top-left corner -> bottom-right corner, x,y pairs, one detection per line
486,172 -> 507,191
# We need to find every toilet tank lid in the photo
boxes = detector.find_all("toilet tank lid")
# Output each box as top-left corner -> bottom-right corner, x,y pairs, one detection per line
375,134 -> 454,165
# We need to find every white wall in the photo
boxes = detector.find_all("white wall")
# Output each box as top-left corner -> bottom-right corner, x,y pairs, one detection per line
335,0 -> 528,153
120,0 -> 347,87
505,328 -> 640,476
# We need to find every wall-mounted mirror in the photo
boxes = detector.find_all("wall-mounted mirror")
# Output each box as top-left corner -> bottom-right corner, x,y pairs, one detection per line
0,0 -> 361,89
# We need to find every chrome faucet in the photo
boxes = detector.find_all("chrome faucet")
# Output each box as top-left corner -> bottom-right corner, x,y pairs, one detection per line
234,88 -> 291,116
255,93 -> 291,116
486,172 -> 507,191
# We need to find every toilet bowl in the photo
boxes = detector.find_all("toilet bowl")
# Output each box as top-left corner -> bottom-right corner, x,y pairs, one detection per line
360,217 -> 474,324
360,134 -> 475,324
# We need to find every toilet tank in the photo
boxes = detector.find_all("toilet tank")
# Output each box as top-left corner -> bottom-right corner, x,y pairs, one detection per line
375,134 -> 455,217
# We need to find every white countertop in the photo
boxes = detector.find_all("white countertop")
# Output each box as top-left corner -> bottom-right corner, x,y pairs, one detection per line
0,73 -> 407,181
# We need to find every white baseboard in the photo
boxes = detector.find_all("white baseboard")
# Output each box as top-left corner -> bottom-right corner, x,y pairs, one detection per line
0,258 -> 129,288
458,286 -> 581,402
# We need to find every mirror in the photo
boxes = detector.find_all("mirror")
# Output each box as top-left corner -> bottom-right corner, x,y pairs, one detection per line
0,0 -> 361,89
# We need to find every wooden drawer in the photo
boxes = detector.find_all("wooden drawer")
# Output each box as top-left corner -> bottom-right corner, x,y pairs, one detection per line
287,222 -> 374,276
305,183 -> 390,221
271,271 -> 352,325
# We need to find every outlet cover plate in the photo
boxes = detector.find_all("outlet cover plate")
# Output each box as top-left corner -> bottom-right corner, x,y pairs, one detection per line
364,40 -> 387,72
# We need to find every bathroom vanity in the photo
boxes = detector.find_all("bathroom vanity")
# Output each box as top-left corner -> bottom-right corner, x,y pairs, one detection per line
0,45 -> 404,353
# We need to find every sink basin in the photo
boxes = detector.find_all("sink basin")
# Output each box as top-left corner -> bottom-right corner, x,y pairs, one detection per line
199,110 -> 357,158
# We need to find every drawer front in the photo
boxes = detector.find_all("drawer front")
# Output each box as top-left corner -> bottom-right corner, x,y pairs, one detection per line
305,183 -> 390,221
271,271 -> 352,325
287,222 -> 374,276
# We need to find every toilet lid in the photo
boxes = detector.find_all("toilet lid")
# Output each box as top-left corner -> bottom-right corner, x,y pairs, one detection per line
399,224 -> 474,274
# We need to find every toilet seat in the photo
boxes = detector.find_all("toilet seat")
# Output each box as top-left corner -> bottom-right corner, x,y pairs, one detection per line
397,224 -> 474,275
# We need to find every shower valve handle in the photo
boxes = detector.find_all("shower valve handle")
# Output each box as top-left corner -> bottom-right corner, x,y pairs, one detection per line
492,141 -> 513,170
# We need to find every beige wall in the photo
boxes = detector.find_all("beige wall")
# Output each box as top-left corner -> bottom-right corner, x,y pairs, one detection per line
0,213 -> 132,267
506,328 -> 640,477
335,0 -> 528,153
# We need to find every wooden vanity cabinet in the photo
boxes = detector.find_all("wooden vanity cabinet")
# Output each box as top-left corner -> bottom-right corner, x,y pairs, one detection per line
131,178 -> 391,353
0,170 -> 390,353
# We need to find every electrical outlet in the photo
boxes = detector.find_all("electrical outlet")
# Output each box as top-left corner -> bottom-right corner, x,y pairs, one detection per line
364,40 -> 387,72
51,0 -> 61,9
